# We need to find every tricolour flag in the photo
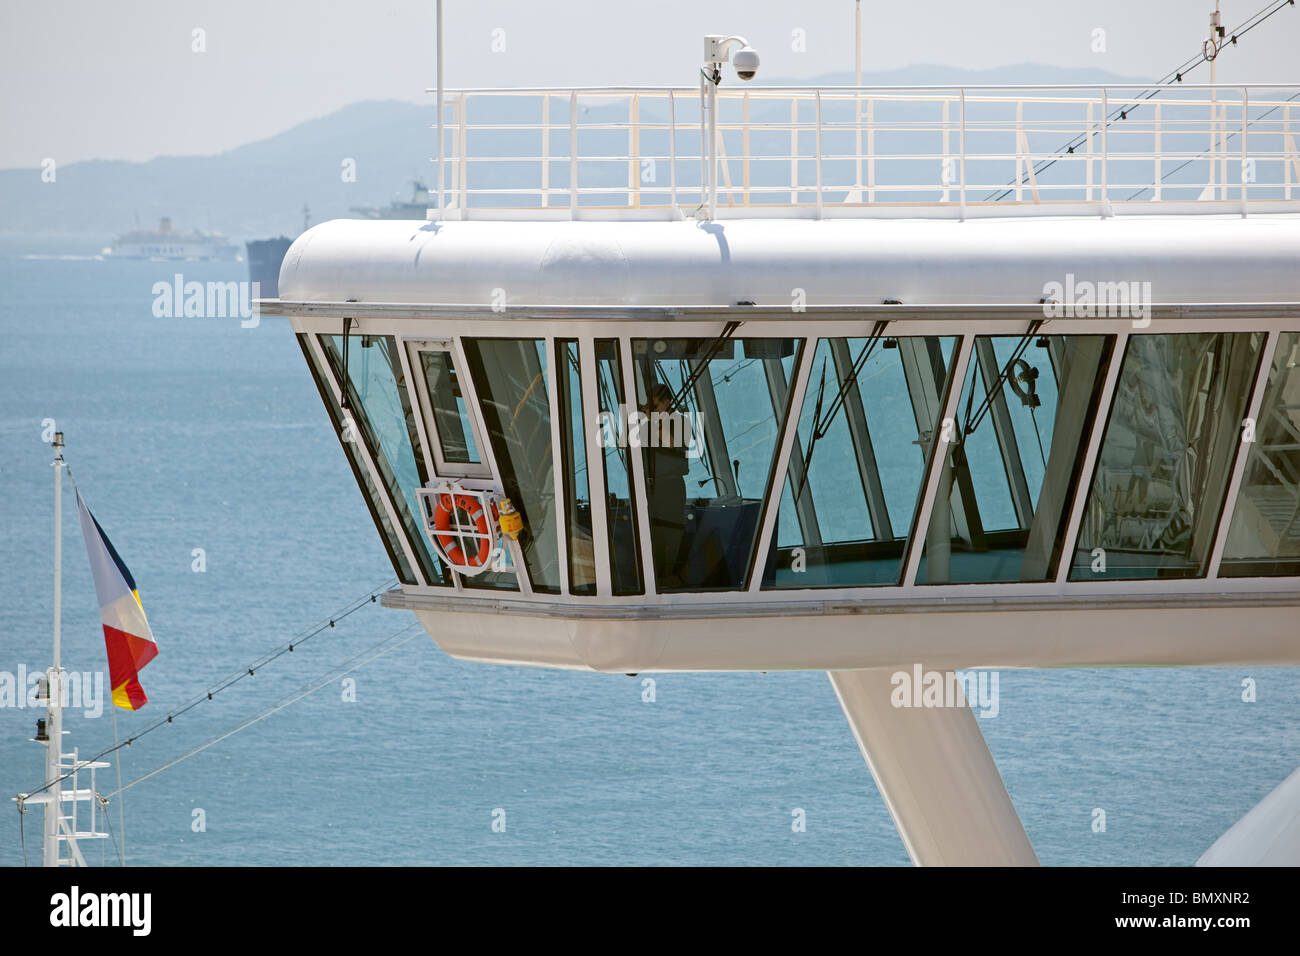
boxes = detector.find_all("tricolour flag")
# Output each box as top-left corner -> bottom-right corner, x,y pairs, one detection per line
75,490 -> 158,710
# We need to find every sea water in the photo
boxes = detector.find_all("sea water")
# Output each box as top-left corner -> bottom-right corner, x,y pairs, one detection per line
1,237 -> 1296,866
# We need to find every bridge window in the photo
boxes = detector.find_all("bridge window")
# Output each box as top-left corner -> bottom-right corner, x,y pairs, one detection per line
1070,332 -> 1265,580
763,335 -> 957,589
917,334 -> 1112,584
318,334 -> 449,586
595,340 -> 644,595
301,336 -> 419,585
557,340 -> 596,594
1220,332 -> 1300,577
632,336 -> 801,592
415,348 -> 482,469
463,338 -> 562,594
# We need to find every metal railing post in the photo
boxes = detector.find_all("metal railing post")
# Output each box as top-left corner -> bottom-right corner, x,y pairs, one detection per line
815,90 -> 824,216
790,98 -> 799,205
669,90 -> 679,212
1015,99 -> 1024,203
541,94 -> 550,208
569,90 -> 578,216
699,79 -> 708,210
743,90 -> 751,205
1085,100 -> 1094,202
1287,103 -> 1295,201
1241,87 -> 1249,216
1153,101 -> 1162,202
959,88 -> 966,218
867,97 -> 875,203
941,97 -> 950,204
1100,87 -> 1110,212
630,93 -> 640,208
457,93 -> 468,212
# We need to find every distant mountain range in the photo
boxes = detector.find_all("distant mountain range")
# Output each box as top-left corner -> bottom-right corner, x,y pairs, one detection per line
0,64 -> 1149,239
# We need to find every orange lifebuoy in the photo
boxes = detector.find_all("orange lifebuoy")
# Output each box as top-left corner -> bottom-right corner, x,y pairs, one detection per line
433,493 -> 493,568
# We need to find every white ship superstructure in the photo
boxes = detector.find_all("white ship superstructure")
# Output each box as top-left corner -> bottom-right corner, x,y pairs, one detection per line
263,24 -> 1300,865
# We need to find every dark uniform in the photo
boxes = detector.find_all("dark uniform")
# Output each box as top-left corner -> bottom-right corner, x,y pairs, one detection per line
647,438 -> 689,587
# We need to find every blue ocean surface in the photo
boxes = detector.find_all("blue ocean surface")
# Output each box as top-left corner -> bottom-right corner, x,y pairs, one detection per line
1,236 -> 1297,866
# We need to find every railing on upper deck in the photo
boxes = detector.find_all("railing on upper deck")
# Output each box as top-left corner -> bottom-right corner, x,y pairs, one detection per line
425,84 -> 1300,218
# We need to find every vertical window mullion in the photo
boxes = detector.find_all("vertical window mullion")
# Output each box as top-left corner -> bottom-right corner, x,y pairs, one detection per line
902,334 -> 974,587
1208,329 -> 1281,578
579,337 -> 613,596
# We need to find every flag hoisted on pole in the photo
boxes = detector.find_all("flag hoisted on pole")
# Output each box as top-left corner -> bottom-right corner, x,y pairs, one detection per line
75,490 -> 158,710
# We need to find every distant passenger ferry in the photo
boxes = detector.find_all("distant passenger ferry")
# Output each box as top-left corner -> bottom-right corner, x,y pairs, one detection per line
104,217 -> 240,261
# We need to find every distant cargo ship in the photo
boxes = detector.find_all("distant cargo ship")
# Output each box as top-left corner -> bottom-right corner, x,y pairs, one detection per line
246,205 -> 309,298
104,217 -> 240,261
350,180 -> 430,219
246,236 -> 294,297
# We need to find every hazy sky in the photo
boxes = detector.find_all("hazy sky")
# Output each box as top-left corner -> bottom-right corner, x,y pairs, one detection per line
3,0 -> 1297,169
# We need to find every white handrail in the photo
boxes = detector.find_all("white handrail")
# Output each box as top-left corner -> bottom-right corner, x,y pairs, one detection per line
423,84 -> 1300,218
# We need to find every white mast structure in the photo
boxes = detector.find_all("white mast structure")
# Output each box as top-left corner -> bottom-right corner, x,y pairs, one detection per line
1207,2 -> 1222,199
15,432 -> 110,867
430,0 -> 444,219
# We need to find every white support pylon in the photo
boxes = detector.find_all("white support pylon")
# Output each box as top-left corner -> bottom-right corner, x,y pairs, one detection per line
829,668 -> 1039,866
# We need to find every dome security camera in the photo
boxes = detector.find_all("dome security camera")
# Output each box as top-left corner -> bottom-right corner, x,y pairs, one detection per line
732,46 -> 760,81
703,35 -> 759,83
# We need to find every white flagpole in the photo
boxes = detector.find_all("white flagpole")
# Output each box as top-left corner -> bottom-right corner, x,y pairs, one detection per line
111,707 -> 126,864
43,432 -> 66,866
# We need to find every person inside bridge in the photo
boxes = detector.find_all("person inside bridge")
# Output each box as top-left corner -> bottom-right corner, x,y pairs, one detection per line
645,383 -> 689,588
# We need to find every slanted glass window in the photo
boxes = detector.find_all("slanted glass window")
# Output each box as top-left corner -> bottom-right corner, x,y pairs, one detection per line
1220,332 -> 1300,577
557,340 -> 595,594
417,349 -> 481,467
1070,332 -> 1265,580
463,338 -> 562,594
318,333 -> 449,586
595,340 -> 644,595
918,334 -> 1112,584
763,335 -> 957,589
632,337 -> 801,592
300,335 -> 420,585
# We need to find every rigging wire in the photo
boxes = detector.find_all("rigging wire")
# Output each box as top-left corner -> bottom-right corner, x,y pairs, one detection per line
98,790 -> 126,868
1028,404 -> 1049,471
985,0 -> 1297,202
1124,89 -> 1300,201
103,622 -> 422,801
792,321 -> 890,501
963,321 -> 1044,438
14,576 -> 397,804
665,321 -> 742,412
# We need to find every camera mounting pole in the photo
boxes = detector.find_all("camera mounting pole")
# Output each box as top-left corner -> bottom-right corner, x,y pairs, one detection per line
700,35 -> 759,220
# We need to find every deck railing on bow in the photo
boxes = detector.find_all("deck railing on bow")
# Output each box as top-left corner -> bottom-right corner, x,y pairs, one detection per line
424,84 -> 1300,218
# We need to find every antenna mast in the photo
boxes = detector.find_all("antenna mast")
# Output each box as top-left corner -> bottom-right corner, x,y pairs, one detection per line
43,431 -> 66,866
431,0 -> 445,218
15,433 -> 111,867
